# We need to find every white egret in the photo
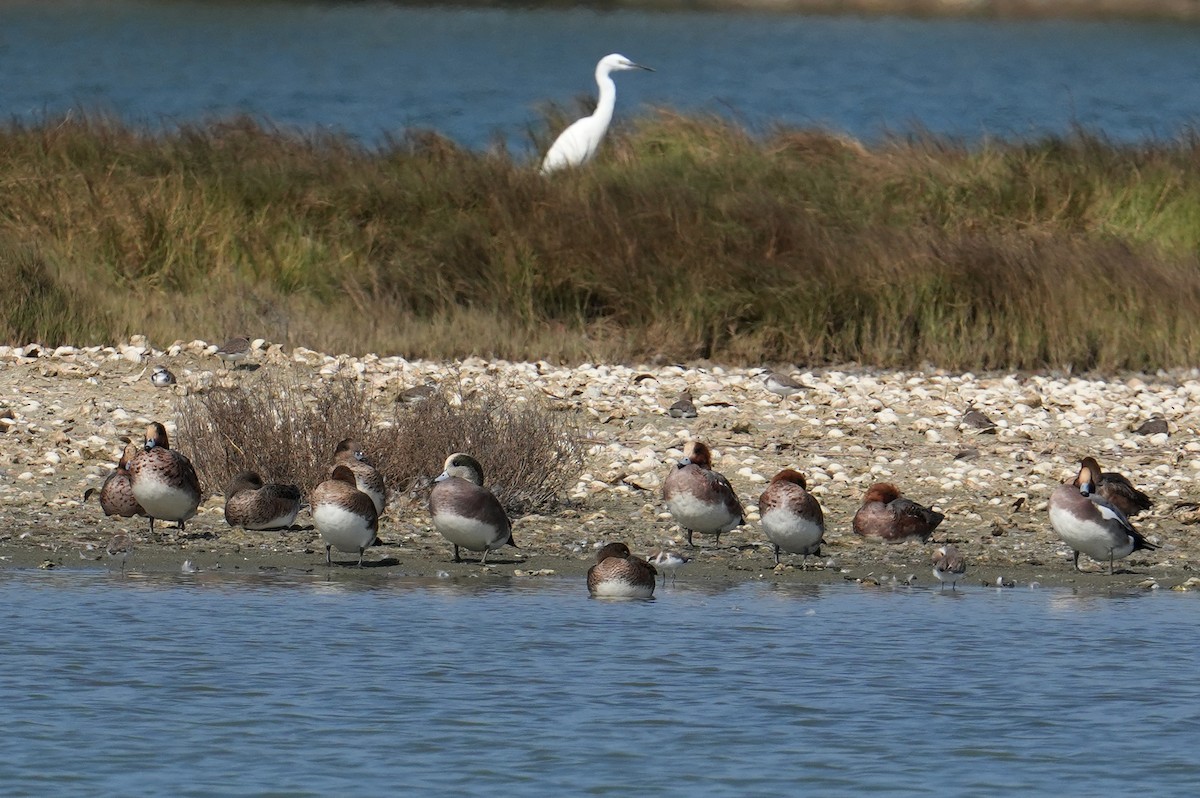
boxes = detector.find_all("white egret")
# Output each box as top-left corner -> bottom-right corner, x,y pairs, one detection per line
539,53 -> 653,174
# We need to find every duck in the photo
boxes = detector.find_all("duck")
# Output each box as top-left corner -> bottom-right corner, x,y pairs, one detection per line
312,465 -> 379,567
1048,457 -> 1159,574
429,453 -> 516,564
758,469 -> 825,567
932,544 -> 967,591
331,438 -> 387,516
1085,456 -> 1153,517
662,440 -> 745,548
128,422 -> 202,534
87,442 -> 146,520
587,542 -> 657,598
224,471 -> 302,531
852,482 -> 943,542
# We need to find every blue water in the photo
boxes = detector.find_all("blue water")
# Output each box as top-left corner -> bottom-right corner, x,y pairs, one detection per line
1,569 -> 1197,795
2,2 -> 1199,152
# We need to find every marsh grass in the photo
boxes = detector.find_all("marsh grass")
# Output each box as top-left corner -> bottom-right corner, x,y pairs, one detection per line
177,374 -> 583,514
3,112 -> 1200,370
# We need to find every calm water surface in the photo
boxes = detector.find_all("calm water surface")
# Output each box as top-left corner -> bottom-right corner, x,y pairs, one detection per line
1,569 -> 1197,795
2,2 -> 1199,151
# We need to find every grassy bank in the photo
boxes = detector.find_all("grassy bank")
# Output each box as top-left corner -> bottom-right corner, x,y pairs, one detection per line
2,113 -> 1199,370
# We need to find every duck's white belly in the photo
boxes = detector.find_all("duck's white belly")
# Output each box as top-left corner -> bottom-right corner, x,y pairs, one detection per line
666,493 -> 738,533
433,512 -> 502,551
313,504 -> 375,552
131,480 -> 197,522
761,509 -> 823,552
591,580 -> 654,599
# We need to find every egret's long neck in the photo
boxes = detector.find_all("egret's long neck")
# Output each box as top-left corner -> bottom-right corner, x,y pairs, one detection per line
592,68 -> 617,127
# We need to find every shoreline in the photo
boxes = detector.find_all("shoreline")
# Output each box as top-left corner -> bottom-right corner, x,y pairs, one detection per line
2,338 -> 1199,592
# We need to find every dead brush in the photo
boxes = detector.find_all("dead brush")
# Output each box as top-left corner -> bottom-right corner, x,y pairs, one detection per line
176,373 -> 584,515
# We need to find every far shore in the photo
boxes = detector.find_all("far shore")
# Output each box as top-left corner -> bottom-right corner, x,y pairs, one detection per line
629,0 -> 1200,22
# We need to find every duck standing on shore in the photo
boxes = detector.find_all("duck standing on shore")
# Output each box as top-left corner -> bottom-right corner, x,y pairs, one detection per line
331,438 -> 387,517
587,542 -> 657,598
312,465 -> 379,567
852,482 -> 943,542
429,452 -> 517,564
128,422 -> 202,535
759,468 -> 825,567
1049,457 -> 1158,574
663,440 -> 745,548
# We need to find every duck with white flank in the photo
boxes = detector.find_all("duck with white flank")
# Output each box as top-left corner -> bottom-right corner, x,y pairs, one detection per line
663,440 -> 745,548
1049,457 -> 1158,574
312,465 -> 379,567
759,469 -> 825,567
429,453 -> 516,564
128,422 -> 202,534
587,542 -> 657,598
224,472 -> 302,531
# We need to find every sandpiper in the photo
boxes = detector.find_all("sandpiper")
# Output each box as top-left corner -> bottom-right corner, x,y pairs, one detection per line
648,549 -> 690,585
932,544 -> 967,590
150,366 -> 176,388
587,542 -> 657,598
662,440 -> 745,547
852,482 -> 943,543
761,369 -> 808,400
214,336 -> 252,369
1048,457 -> 1158,574
312,465 -> 379,567
128,422 -> 202,535
105,533 -> 135,574
429,453 -> 516,564
667,390 -> 698,419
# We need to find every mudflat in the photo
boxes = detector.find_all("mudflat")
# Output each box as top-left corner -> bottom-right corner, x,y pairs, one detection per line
2,338 -> 1198,592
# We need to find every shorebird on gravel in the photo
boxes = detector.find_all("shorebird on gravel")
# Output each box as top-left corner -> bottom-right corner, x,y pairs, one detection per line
214,336 -> 252,369
667,390 -> 698,419
150,365 -> 176,388
760,369 -> 808,400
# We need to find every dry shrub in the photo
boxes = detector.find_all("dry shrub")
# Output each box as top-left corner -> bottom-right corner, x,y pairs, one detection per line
176,374 -> 583,514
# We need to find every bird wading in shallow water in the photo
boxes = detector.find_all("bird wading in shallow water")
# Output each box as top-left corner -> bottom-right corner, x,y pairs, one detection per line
540,53 -> 653,174
932,545 -> 967,591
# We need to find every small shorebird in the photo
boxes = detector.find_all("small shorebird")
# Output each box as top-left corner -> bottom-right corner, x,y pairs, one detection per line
87,442 -> 147,520
312,465 -> 379,567
961,404 -> 997,434
587,542 -> 657,598
150,365 -> 176,388
648,549 -> 690,585
759,469 -> 825,567
331,439 -> 387,516
662,440 -> 745,548
852,482 -> 943,543
1048,457 -> 1158,574
667,390 -> 698,419
105,533 -> 135,574
128,422 -> 202,535
396,383 -> 437,404
214,336 -> 252,369
932,544 -> 967,591
429,453 -> 517,564
761,369 -> 808,400
224,471 -> 302,531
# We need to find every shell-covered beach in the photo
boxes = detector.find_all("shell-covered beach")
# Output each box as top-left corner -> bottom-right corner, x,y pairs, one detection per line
2,338 -> 1197,591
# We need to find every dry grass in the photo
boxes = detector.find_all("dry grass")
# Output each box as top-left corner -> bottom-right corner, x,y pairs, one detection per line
4,113 -> 1200,370
176,374 -> 583,514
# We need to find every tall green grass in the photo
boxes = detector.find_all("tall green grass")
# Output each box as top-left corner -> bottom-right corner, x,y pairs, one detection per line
2,112 -> 1199,371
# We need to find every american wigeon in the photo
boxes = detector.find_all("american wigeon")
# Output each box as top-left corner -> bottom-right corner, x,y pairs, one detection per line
312,465 -> 379,567
932,544 -> 967,590
128,422 -> 202,534
648,549 -> 690,585
224,471 -> 302,531
1085,456 -> 1153,517
1048,457 -> 1158,574
587,542 -> 657,598
662,440 -> 745,548
331,438 -> 387,516
428,453 -> 516,564
852,482 -> 943,542
88,442 -> 146,520
759,469 -> 825,567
